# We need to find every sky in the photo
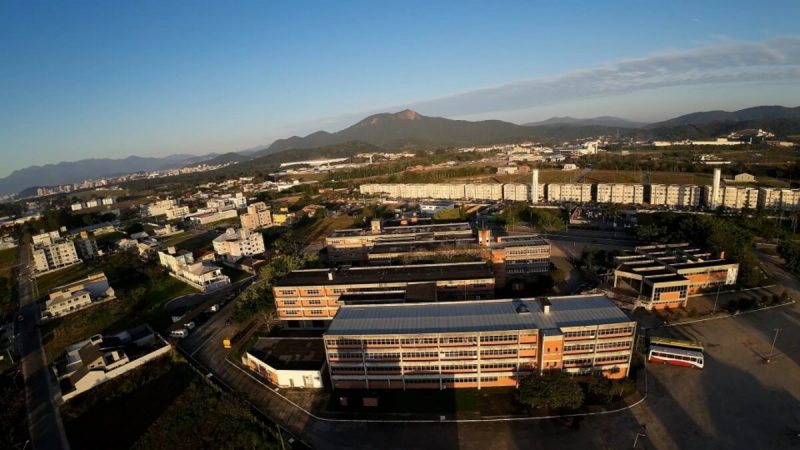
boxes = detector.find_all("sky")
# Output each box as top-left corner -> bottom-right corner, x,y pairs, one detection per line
1,0 -> 800,177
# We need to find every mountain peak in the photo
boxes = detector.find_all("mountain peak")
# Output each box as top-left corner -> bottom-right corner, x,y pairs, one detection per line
395,109 -> 420,120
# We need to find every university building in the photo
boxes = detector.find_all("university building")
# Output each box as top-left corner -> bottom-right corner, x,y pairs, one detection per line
613,243 -> 739,310
273,262 -> 496,328
323,295 -> 636,390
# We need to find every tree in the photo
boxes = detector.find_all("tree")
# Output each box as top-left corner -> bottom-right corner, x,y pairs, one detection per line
518,373 -> 584,410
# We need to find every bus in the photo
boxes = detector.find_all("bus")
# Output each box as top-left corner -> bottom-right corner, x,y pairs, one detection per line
648,344 -> 704,369
648,336 -> 704,352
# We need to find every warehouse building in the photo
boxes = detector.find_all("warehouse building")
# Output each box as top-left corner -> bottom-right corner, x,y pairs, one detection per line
324,294 -> 636,390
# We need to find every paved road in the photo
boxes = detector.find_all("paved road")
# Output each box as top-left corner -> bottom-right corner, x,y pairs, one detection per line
16,242 -> 70,450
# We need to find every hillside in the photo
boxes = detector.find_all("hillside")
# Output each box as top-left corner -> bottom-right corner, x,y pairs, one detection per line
263,109 -> 542,154
0,154 -> 202,196
646,106 -> 800,128
524,116 -> 646,128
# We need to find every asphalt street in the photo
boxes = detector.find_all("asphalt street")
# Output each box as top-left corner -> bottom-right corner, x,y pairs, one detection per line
17,242 -> 70,450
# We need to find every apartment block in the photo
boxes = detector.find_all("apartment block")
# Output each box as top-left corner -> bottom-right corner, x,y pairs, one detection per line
75,231 -> 100,260
545,183 -> 592,203
613,243 -> 739,310
502,184 -> 530,202
721,186 -> 759,210
273,262 -> 496,327
33,239 -> 80,273
596,184 -> 645,205
240,202 -> 273,231
324,295 -> 636,390
44,272 -> 115,319
212,227 -> 266,263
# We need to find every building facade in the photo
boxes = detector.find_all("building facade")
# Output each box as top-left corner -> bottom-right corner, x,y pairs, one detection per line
273,262 -> 496,327
324,295 -> 636,390
212,227 -> 266,263
240,202 -> 273,231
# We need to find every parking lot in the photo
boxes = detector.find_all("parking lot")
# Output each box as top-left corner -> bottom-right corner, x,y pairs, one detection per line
634,303 -> 800,449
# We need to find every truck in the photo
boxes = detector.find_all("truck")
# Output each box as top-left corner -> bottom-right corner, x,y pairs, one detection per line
170,329 -> 189,338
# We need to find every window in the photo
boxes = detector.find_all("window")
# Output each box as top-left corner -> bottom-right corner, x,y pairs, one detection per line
281,300 -> 297,306
307,300 -> 322,305
480,335 -> 517,343
305,289 -> 321,295
365,338 -> 400,346
597,326 -> 634,336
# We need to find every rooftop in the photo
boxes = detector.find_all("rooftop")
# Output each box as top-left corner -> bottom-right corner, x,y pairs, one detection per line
247,337 -> 326,371
329,222 -> 472,238
274,262 -> 494,286
325,294 -> 632,336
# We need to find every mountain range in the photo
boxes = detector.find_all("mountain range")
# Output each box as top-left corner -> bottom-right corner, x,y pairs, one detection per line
2,105 -> 799,196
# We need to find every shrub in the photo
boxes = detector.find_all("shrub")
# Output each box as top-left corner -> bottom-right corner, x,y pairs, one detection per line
518,373 -> 585,411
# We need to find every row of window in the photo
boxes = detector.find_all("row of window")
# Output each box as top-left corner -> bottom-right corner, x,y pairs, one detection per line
327,335 -> 523,347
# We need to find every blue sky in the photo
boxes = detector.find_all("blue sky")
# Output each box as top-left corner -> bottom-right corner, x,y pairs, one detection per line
1,1 -> 800,177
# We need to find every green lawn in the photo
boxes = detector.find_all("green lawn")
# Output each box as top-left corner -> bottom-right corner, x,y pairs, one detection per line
0,247 -> 18,269
221,266 -> 251,283
62,356 -> 282,450
42,276 -> 196,361
35,264 -> 93,295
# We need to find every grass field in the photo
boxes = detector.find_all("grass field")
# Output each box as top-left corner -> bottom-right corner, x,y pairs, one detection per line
62,356 -> 282,450
646,171 -> 714,185
35,264 -> 93,295
580,169 -> 643,184
41,276 -> 196,360
0,247 -> 18,269
285,216 -> 355,244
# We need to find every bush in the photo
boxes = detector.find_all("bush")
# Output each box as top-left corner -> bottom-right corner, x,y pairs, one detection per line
688,307 -> 698,318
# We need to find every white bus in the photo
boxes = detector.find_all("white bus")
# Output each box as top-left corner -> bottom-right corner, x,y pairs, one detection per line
648,344 -> 704,369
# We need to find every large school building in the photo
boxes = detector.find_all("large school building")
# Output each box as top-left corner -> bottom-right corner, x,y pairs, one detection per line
323,294 -> 636,390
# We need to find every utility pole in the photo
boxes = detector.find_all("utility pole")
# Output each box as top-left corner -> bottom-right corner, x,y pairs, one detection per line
712,285 -> 721,315
766,328 -> 782,363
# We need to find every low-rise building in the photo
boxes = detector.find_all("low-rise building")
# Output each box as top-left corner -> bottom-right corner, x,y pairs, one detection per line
596,184 -> 645,205
56,325 -> 171,401
613,243 -> 739,310
242,337 -> 326,389
44,273 -> 115,319
324,295 -> 636,390
158,247 -> 230,292
212,227 -> 266,263
188,208 -> 238,226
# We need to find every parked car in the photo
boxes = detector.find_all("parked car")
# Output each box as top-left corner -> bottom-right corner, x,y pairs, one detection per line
169,329 -> 189,338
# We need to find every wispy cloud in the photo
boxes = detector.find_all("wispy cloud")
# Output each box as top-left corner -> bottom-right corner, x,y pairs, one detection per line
404,36 -> 800,118
271,37 -> 800,138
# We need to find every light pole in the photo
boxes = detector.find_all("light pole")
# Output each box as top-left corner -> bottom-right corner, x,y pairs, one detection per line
766,328 -> 782,363
632,432 -> 646,448
712,285 -> 721,315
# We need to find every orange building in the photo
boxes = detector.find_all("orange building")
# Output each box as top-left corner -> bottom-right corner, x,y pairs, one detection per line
273,262 -> 496,328
613,243 -> 739,310
324,294 -> 636,390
